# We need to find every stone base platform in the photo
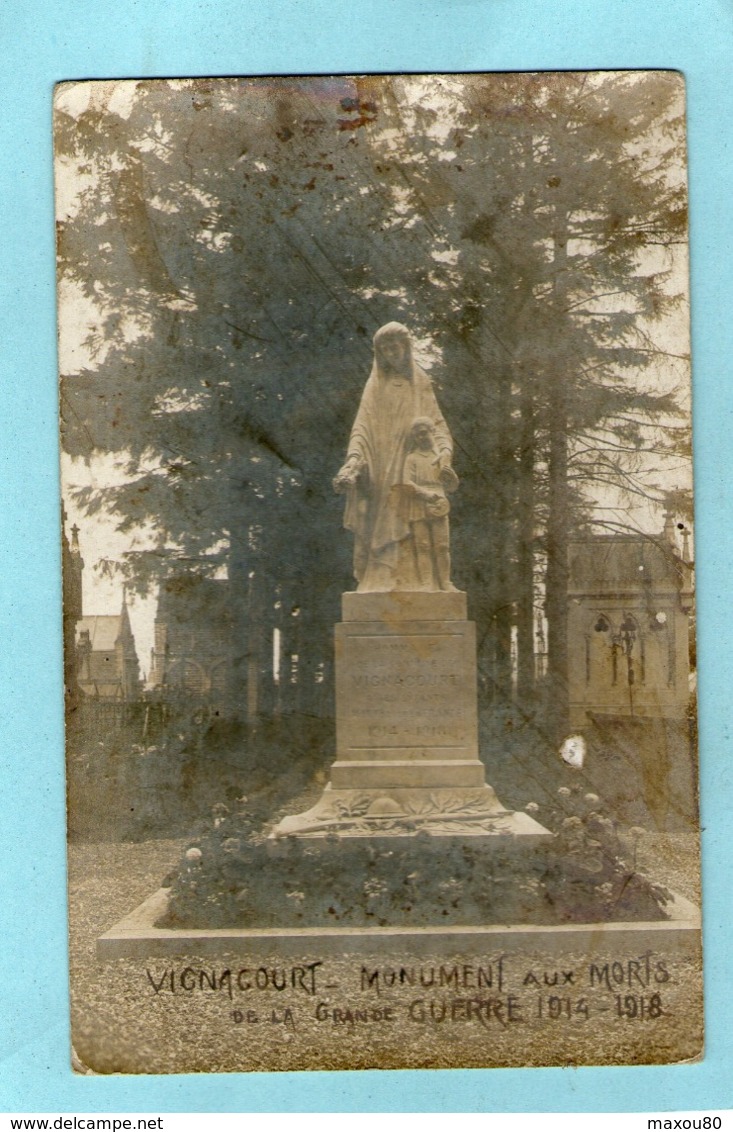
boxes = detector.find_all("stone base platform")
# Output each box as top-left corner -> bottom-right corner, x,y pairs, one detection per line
272,784 -> 548,839
97,885 -> 701,960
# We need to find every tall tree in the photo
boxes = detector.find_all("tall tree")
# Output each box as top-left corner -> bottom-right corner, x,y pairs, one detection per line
360,73 -> 689,724
58,73 -> 690,734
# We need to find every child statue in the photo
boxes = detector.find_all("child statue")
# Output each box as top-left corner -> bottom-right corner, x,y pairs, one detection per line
401,416 -> 460,592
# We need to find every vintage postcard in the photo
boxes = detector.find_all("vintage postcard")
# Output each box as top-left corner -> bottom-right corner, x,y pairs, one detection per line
56,72 -> 701,1073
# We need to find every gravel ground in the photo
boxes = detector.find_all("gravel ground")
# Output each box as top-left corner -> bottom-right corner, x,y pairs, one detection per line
68,833 -> 703,1075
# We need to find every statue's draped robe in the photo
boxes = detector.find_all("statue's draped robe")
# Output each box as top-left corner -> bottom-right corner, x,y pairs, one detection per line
343,358 -> 452,591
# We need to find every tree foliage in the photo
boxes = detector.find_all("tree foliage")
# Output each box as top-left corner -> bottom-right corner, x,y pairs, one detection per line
57,72 -> 691,723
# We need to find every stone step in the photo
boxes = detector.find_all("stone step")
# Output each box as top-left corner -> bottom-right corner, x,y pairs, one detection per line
330,759 -> 488,789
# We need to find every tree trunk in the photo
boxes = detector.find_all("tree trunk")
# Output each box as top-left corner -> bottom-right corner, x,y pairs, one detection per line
516,376 -> 536,703
228,532 -> 250,722
545,393 -> 569,739
489,357 -> 516,705
544,229 -> 570,740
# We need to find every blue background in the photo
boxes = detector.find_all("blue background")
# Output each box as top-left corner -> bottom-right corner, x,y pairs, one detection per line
1,0 -> 731,1112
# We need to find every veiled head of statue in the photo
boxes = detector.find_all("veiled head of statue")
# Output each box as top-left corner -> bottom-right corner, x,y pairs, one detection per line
373,322 -> 412,378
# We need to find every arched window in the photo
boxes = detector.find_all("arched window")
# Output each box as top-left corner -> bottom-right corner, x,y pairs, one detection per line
168,658 -> 209,696
589,612 -> 614,686
210,660 -> 229,696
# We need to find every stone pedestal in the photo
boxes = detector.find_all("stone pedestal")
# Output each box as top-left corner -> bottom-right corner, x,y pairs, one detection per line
272,592 -> 549,840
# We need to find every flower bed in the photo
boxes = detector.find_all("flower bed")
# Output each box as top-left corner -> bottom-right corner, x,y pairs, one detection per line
159,788 -> 672,930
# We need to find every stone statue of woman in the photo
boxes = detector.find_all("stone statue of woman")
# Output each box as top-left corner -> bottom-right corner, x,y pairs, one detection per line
333,322 -> 459,592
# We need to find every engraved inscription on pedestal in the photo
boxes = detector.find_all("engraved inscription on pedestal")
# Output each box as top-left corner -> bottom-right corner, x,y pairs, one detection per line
332,618 -> 482,788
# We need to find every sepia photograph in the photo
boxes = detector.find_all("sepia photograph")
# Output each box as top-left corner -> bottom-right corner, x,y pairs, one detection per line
55,71 -> 701,1073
